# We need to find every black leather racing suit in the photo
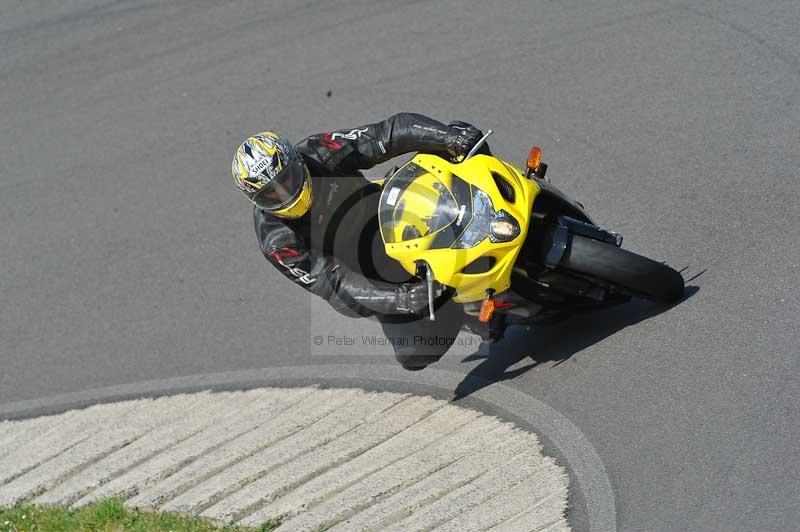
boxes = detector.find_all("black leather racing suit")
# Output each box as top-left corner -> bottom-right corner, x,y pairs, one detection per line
254,113 -> 471,368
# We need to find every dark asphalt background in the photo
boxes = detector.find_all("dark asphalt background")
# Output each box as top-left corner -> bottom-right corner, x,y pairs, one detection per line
1,1 -> 798,530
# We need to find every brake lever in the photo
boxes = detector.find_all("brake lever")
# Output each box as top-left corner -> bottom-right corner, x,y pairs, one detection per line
416,260 -> 436,321
426,265 -> 435,321
462,129 -> 493,162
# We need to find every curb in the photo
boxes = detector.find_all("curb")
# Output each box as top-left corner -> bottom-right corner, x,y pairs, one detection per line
0,364 -> 616,532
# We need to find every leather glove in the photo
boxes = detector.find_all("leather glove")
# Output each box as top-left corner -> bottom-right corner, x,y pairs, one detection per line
444,122 -> 485,158
395,281 -> 444,315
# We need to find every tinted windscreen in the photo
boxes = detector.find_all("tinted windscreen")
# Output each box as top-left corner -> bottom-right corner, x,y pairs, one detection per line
379,162 -> 461,244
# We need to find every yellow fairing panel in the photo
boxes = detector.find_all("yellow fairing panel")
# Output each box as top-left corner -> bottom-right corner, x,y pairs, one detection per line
381,154 -> 540,303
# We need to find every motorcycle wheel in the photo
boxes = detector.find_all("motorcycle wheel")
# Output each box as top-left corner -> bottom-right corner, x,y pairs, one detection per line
561,234 -> 685,303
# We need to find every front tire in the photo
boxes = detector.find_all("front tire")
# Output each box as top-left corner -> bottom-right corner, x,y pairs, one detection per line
561,234 -> 685,302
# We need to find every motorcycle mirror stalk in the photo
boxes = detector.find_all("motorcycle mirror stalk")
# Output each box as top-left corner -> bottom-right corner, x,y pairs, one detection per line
525,146 -> 548,181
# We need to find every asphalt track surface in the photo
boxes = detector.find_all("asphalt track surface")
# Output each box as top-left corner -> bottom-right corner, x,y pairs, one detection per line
1,1 -> 798,531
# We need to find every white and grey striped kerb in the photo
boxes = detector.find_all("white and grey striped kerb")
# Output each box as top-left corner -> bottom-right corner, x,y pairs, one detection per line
0,387 -> 570,532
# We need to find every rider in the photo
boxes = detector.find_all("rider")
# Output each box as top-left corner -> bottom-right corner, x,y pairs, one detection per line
231,113 -> 488,370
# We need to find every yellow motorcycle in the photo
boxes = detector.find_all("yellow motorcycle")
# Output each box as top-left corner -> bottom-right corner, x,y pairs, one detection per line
377,131 -> 684,335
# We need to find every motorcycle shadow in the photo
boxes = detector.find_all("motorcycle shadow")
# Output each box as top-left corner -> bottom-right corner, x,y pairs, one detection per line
452,285 -> 700,400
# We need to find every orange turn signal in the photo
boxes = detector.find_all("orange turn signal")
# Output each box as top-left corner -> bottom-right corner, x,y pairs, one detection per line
527,146 -> 542,171
479,297 -> 495,323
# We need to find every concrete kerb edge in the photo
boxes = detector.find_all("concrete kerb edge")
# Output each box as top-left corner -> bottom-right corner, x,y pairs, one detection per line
0,364 -> 616,532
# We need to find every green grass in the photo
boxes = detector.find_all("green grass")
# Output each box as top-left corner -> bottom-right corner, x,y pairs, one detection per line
0,499 -> 279,532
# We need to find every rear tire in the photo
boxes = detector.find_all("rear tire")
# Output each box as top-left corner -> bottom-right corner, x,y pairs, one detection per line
561,234 -> 685,302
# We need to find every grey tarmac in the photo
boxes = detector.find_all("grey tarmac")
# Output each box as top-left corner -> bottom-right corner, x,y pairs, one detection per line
1,1 -> 798,531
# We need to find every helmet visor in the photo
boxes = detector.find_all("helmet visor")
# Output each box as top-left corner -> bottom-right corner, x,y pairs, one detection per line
251,156 -> 308,211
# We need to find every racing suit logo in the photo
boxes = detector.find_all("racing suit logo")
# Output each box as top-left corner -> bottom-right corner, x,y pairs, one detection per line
331,127 -> 368,141
267,247 -> 316,285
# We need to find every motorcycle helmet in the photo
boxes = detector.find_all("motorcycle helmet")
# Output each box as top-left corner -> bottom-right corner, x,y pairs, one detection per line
231,132 -> 312,218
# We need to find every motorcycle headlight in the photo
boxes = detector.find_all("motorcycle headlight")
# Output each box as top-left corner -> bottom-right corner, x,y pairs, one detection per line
453,188 -> 520,249
490,216 -> 520,240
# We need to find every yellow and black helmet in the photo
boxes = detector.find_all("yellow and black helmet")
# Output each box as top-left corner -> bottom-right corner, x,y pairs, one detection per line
231,132 -> 312,218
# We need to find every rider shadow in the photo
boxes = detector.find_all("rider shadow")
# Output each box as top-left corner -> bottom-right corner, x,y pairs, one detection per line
452,285 -> 700,401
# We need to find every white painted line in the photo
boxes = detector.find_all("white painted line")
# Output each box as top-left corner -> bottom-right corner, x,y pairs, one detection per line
0,386 -> 571,532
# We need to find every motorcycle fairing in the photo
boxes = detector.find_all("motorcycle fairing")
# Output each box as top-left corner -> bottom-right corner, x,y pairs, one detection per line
379,154 -> 539,303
